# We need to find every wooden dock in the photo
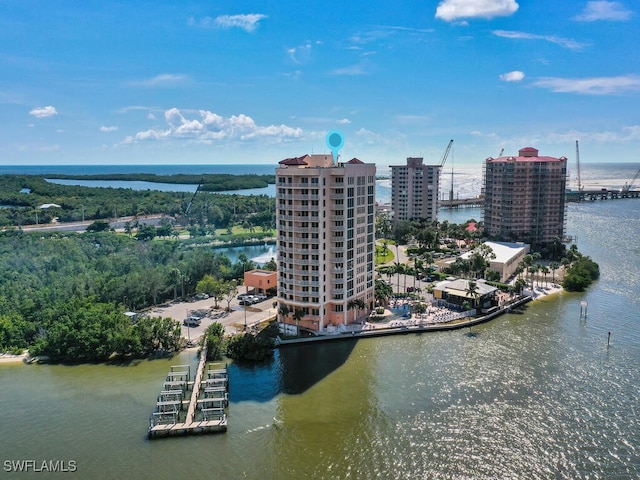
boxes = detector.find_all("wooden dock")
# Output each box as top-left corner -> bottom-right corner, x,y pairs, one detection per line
148,340 -> 229,439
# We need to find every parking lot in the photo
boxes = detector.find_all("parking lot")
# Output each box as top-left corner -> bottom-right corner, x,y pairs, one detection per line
148,294 -> 277,344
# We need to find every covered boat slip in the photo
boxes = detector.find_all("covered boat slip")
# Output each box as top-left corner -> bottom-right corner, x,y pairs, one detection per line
148,342 -> 229,439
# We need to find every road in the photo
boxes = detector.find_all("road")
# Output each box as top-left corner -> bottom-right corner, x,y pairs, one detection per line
16,214 -> 165,233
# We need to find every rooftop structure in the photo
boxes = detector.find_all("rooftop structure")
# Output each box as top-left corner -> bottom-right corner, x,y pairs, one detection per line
276,154 -> 376,334
483,147 -> 567,250
244,269 -> 277,295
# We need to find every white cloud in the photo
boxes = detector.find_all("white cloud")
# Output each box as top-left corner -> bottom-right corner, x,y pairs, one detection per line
196,14 -> 268,33
355,128 -> 385,143
128,74 -> 188,87
574,1 -> 633,21
436,0 -> 519,21
287,42 -> 313,65
29,105 -> 58,118
499,70 -> 525,82
532,74 -> 640,95
100,126 -> 118,132
330,64 -> 369,76
121,108 -> 303,145
492,30 -> 588,50
395,115 -> 431,124
337,119 -> 351,125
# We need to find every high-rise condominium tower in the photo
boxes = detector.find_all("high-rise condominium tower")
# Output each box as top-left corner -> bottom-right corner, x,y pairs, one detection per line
276,154 -> 376,334
390,157 -> 441,223
483,147 -> 567,249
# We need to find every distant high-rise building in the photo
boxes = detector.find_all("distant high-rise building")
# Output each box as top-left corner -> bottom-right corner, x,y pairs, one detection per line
390,157 -> 441,223
483,147 -> 567,249
276,154 -> 376,334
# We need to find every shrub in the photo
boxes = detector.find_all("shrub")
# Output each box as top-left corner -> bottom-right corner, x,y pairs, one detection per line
204,322 -> 225,361
225,333 -> 274,361
562,256 -> 600,292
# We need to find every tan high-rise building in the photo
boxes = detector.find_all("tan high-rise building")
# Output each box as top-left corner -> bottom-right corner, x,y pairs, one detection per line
390,157 -> 441,223
483,147 -> 567,248
276,154 -> 376,334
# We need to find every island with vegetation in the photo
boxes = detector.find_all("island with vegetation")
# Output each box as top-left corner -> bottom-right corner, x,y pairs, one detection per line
0,174 -> 276,231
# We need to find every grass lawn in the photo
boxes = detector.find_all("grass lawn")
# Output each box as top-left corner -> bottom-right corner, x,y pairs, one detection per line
375,244 -> 395,264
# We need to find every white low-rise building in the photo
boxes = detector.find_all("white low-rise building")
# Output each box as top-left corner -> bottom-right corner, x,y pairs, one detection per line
461,241 -> 530,282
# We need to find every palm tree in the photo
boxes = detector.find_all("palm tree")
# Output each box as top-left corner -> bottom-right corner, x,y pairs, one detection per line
168,268 -> 181,300
540,265 -> 550,287
375,279 -> 392,307
466,280 -> 479,309
414,258 -> 423,292
515,263 -> 525,281
292,309 -> 305,338
514,278 -> 527,296
549,261 -> 560,285
382,240 -> 389,257
529,264 -> 539,291
279,304 -> 290,324
354,298 -> 366,323
393,261 -> 405,298
347,299 -> 358,323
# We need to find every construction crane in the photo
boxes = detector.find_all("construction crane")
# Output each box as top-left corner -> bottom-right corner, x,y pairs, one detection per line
440,139 -> 454,167
184,176 -> 204,216
437,139 -> 455,202
622,166 -> 640,192
575,140 -> 583,192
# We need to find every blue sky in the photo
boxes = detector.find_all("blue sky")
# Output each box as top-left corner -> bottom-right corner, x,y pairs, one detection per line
2,0 -> 639,166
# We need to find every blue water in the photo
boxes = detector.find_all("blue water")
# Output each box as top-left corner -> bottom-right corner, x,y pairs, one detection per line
3,163 -> 637,202
0,164 -> 278,176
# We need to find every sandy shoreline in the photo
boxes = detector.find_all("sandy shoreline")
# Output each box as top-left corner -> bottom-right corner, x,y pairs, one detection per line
0,352 -> 29,364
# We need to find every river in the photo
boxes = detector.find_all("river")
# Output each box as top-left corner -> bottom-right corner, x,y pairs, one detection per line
1,199 -> 639,479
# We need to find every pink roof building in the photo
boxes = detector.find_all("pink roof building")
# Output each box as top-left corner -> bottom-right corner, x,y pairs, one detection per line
483,147 -> 567,249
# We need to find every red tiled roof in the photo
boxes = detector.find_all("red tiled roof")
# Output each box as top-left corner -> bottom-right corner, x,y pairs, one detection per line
346,158 -> 364,164
279,155 -> 309,165
486,147 -> 566,163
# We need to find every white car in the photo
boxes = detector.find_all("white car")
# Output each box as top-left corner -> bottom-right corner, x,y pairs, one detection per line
183,316 -> 201,327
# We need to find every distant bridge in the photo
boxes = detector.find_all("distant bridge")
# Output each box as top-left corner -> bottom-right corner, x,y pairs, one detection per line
441,190 -> 640,208
567,189 -> 640,202
440,198 -> 483,208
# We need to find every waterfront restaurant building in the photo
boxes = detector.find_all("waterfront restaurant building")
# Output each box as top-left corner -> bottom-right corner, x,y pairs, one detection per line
390,157 -> 441,223
276,154 -> 376,334
483,147 -> 567,249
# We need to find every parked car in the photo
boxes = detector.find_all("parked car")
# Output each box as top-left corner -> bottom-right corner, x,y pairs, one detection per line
253,293 -> 266,301
183,316 -> 201,327
194,293 -> 209,300
239,296 -> 256,305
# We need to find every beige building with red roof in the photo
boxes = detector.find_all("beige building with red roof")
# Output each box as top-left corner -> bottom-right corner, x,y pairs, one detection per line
276,154 -> 376,334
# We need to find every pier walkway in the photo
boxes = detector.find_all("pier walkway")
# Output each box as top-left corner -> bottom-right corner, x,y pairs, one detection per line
277,295 -> 533,347
148,339 -> 229,439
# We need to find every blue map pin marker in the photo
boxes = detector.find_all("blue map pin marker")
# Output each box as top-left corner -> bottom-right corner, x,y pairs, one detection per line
326,130 -> 345,164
